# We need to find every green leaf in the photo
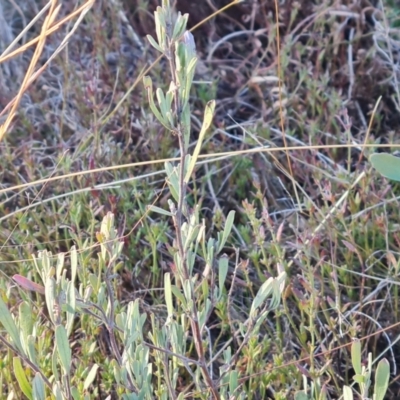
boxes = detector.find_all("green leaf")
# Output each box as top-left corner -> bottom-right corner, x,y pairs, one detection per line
32,373 -> 45,400
111,359 -> 121,385
52,383 -> 63,400
154,7 -> 166,48
342,385 -> 353,400
55,325 -> 71,374
198,298 -> 211,330
218,256 -> 229,299
175,42 -> 186,74
370,153 -> 400,181
183,218 -> 200,251
84,363 -> 99,391
172,13 -> 189,40
164,273 -> 174,318
45,277 -> 56,326
294,392 -> 309,400
351,339 -> 362,375
146,34 -> 163,53
374,358 -> 390,400
0,294 -> 24,354
171,285 -> 187,308
165,162 -> 179,202
187,250 -> 196,276
184,100 -> 215,183
353,374 -> 366,384
179,56 -> 197,107
250,272 -> 286,317
147,205 -> 173,217
56,252 -> 64,281
66,282 -> 76,337
70,386 -> 80,400
217,210 -> 235,254
181,102 -> 191,151
165,85 -> 174,113
156,88 -> 168,119
181,57 -> 197,106
143,76 -> 172,131
27,335 -> 37,364
39,250 -> 51,279
71,245 -> 77,284
13,357 -> 33,400
19,302 -> 33,347
229,369 -> 238,393
250,277 -> 275,316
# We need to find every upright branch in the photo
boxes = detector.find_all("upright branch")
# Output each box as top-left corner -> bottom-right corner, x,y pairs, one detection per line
143,1 -> 220,397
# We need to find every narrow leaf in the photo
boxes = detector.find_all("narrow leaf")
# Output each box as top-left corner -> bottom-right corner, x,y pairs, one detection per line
229,369 -> 238,393
45,278 -> 56,326
0,295 -> 24,354
13,357 -> 33,400
165,162 -> 180,202
143,75 -> 172,130
70,246 -> 77,284
172,13 -> 189,40
164,273 -> 173,318
217,210 -> 235,254
13,275 -> 45,295
19,302 -> 33,347
52,383 -> 63,400
156,88 -> 168,118
250,277 -> 274,316
147,205 -> 173,217
32,373 -> 45,400
351,339 -> 362,375
146,34 -> 163,53
84,363 -> 99,391
184,100 -> 215,182
55,325 -> 71,374
171,285 -> 187,308
218,256 -> 229,299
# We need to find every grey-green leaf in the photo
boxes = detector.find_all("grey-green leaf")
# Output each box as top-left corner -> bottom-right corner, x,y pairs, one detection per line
32,373 -> 45,400
143,75 -> 172,131
55,325 -> 71,374
294,392 -> 309,400
147,205 -> 173,217
351,339 -> 362,375
218,256 -> 229,299
217,210 -> 235,254
19,302 -> 33,349
374,358 -> 390,400
164,273 -> 174,318
146,34 -> 163,53
370,153 -> 400,182
0,295 -> 24,354
84,363 -> 99,391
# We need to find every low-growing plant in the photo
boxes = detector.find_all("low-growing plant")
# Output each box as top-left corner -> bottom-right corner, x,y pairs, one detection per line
1,1 -> 287,398
1,0 -> 398,399
294,340 -> 390,400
